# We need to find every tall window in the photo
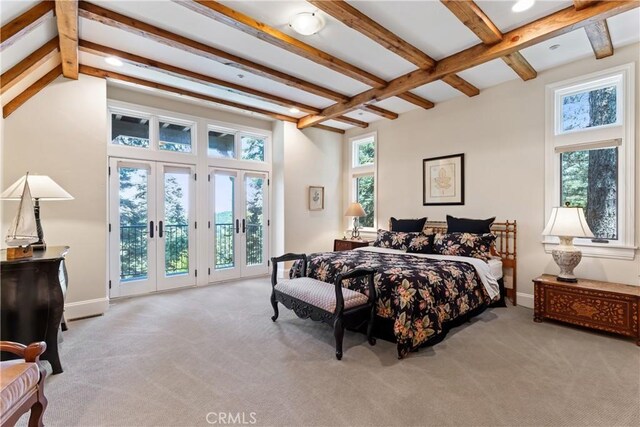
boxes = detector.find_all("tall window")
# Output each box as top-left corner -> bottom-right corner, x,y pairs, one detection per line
545,63 -> 635,259
350,133 -> 376,229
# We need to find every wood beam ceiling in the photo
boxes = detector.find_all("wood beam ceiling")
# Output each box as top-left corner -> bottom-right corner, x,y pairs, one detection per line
77,1 -> 397,122
307,0 -> 479,98
175,0 -> 439,110
574,1 -> 599,11
0,2 -> 54,51
584,20 -> 614,59
55,0 -> 79,79
1,36 -> 59,95
3,65 -> 62,118
441,0 -> 538,81
78,65 -> 346,134
78,40 -> 367,128
297,0 -> 639,129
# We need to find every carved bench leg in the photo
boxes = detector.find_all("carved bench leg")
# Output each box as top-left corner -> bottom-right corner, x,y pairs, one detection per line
270,291 -> 279,322
367,305 -> 376,346
334,317 -> 344,360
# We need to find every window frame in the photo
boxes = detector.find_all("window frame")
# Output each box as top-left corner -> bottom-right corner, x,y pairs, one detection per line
348,132 -> 377,232
158,115 -> 195,154
544,63 -> 636,260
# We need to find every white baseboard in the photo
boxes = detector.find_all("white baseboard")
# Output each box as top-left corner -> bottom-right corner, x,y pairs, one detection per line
516,292 -> 534,309
64,297 -> 109,320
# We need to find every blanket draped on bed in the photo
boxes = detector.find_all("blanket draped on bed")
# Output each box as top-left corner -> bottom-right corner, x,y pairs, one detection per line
291,250 -> 491,358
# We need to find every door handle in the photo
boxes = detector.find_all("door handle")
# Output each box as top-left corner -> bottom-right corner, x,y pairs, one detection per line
235,219 -> 240,234
159,221 -> 163,238
242,219 -> 246,233
149,221 -> 154,238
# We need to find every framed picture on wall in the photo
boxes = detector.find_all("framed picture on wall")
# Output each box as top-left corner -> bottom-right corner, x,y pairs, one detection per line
309,186 -> 325,211
423,153 -> 465,206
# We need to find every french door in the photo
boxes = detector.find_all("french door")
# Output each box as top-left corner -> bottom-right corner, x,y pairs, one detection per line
210,168 -> 269,280
109,158 -> 196,298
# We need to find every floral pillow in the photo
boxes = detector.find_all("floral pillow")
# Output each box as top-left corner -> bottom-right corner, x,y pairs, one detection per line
433,232 -> 496,261
407,233 -> 434,254
373,229 -> 422,251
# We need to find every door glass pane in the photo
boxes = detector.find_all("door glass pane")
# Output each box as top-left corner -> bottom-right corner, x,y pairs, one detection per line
215,174 -> 235,269
209,130 -> 235,158
159,122 -> 192,153
560,147 -> 618,239
245,176 -> 264,265
119,167 -> 148,281
356,175 -> 374,228
164,170 -> 190,276
561,85 -> 617,132
241,136 -> 265,161
112,114 -> 150,148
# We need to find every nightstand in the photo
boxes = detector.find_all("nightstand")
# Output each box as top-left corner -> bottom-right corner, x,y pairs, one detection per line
333,239 -> 371,252
533,274 -> 640,345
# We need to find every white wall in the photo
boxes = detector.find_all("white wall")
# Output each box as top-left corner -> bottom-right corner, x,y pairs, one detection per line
283,122 -> 343,254
344,43 -> 640,307
1,74 -> 109,319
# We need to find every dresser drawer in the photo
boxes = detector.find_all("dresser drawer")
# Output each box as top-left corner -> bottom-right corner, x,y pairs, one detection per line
333,239 -> 370,251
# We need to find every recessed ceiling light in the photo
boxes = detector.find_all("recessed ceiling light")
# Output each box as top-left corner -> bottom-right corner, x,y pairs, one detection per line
512,0 -> 535,13
289,12 -> 324,36
549,44 -> 561,51
289,107 -> 300,114
105,56 -> 123,67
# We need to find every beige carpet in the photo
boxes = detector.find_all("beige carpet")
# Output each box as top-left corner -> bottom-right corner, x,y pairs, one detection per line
20,277 -> 640,427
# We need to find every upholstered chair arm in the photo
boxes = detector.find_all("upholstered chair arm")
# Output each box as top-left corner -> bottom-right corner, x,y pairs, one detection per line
0,341 -> 46,363
334,268 -> 376,315
270,253 -> 307,288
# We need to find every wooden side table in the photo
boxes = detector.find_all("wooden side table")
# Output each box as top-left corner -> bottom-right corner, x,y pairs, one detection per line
533,274 -> 640,345
334,239 -> 371,252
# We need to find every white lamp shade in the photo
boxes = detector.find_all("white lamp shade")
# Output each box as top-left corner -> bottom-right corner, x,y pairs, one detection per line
289,12 -> 324,36
542,207 -> 594,238
344,202 -> 366,217
1,175 -> 73,201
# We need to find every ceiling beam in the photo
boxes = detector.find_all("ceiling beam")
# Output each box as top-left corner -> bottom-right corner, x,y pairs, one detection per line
440,0 -> 502,44
360,104 -> 398,120
308,0 -> 478,98
77,1 -> 347,103
55,0 -> 79,79
574,1 -> 599,11
0,2 -> 55,51
175,0 -> 431,112
78,65 -> 346,134
396,92 -> 435,109
441,0 -> 537,81
312,124 -> 345,134
297,0 -> 638,128
78,40 -> 366,128
584,20 -> 614,59
1,36 -> 59,95
174,0 -> 386,88
440,74 -> 480,97
3,64 -> 62,118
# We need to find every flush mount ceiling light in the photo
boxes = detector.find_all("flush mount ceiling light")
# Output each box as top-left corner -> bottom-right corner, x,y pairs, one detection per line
289,12 -> 324,36
549,44 -> 561,51
289,107 -> 300,114
512,0 -> 535,13
105,56 -> 123,67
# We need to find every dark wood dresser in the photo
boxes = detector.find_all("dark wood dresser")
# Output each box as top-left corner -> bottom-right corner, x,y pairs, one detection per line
333,239 -> 371,251
1,246 -> 69,373
533,274 -> 640,345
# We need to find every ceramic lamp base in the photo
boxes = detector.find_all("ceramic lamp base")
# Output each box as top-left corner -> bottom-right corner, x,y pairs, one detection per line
551,238 -> 582,283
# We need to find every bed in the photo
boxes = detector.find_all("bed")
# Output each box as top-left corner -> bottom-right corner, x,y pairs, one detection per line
291,220 -> 517,358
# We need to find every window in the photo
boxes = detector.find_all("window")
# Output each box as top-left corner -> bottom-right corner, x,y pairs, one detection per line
545,64 -> 635,259
241,135 -> 265,162
111,113 -> 150,148
349,133 -> 376,231
159,120 -> 192,153
208,130 -> 235,158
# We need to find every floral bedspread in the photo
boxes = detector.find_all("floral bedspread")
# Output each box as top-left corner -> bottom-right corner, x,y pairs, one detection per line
290,249 -> 491,357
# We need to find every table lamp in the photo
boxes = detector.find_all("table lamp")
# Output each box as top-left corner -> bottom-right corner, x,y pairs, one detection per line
542,204 -> 594,282
2,174 -> 74,250
344,202 -> 366,240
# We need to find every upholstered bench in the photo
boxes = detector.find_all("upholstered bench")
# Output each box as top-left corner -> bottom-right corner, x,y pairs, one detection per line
270,253 -> 376,360
0,341 -> 48,427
